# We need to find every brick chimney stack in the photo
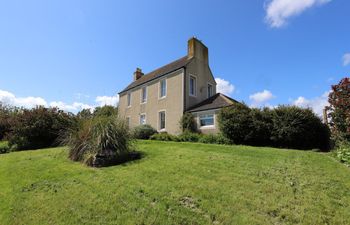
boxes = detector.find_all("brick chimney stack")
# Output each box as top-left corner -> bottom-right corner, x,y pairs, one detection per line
187,37 -> 209,64
133,68 -> 144,81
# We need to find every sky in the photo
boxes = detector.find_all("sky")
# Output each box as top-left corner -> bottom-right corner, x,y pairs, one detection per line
0,0 -> 349,115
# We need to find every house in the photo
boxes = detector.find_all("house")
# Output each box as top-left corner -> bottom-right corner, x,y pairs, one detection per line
118,37 -> 238,135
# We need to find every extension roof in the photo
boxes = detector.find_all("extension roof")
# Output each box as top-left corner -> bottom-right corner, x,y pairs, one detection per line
186,93 -> 239,113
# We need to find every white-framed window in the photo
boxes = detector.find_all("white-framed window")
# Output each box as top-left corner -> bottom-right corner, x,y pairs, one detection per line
160,79 -> 166,98
140,114 -> 146,125
159,111 -> 166,130
207,83 -> 213,98
127,92 -> 131,107
126,117 -> 130,128
141,86 -> 147,103
199,114 -> 214,127
189,75 -> 196,96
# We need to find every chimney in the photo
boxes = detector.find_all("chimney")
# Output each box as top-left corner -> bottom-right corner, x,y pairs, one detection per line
133,68 -> 144,81
187,37 -> 209,64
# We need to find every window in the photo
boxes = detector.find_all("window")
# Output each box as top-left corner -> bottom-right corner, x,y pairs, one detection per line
189,76 -> 196,96
199,114 -> 214,127
160,79 -> 166,98
141,86 -> 147,103
140,114 -> 146,125
159,111 -> 166,130
207,84 -> 213,98
127,92 -> 131,107
126,117 -> 130,128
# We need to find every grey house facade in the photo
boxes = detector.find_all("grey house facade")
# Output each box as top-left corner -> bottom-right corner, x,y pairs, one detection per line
118,37 -> 237,135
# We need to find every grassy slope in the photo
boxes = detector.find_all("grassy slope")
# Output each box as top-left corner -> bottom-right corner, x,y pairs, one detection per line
0,141 -> 349,225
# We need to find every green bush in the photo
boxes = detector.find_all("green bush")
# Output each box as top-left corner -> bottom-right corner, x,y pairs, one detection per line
0,141 -> 10,154
63,117 -> 135,166
271,106 -> 330,151
335,142 -> 350,165
149,132 -> 178,141
93,105 -> 118,118
8,107 -> 75,150
198,134 -> 232,145
180,113 -> 197,133
133,124 -> 158,140
178,131 -> 201,142
218,103 -> 252,145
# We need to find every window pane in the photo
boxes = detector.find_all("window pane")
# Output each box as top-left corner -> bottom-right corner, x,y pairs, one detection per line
159,111 -> 165,129
208,84 -> 213,97
142,87 -> 147,103
160,80 -> 166,97
190,77 -> 196,96
127,93 -> 131,106
140,115 -> 146,125
200,114 -> 214,126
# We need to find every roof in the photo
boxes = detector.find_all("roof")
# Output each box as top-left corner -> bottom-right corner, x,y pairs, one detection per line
186,93 -> 239,113
119,56 -> 193,94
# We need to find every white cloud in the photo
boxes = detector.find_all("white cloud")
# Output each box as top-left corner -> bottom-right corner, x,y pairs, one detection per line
95,95 -> 119,107
0,90 -> 47,108
249,90 -> 275,106
265,0 -> 331,28
343,53 -> 350,66
292,91 -> 329,116
0,89 -> 119,113
215,78 -> 235,96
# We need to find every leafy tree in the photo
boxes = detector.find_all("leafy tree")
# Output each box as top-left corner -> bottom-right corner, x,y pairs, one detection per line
180,112 -> 197,133
77,108 -> 93,119
93,105 -> 118,118
327,77 -> 350,142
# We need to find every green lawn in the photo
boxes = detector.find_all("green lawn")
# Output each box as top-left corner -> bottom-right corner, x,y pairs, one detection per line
1,141 -> 349,225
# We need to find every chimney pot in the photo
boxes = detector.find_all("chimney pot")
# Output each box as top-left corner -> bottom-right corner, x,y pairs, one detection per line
133,68 -> 144,81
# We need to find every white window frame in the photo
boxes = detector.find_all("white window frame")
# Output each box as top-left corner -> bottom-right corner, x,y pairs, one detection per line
127,92 -> 131,107
189,75 -> 197,97
158,110 -> 166,131
139,113 -> 146,125
199,113 -> 215,128
207,82 -> 213,98
159,79 -> 167,99
141,86 -> 147,104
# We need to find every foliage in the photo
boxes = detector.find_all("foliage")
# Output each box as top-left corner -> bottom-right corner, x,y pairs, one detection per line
62,116 -> 134,166
7,106 -> 75,150
1,141 -> 350,225
93,105 -> 118,118
334,141 -> 350,165
178,131 -> 201,142
149,132 -> 178,141
0,104 -> 20,140
270,106 -> 330,150
198,133 -> 232,145
327,77 -> 350,142
0,141 -> 9,154
132,124 -> 158,140
218,102 -> 252,144
180,112 -> 197,133
218,104 -> 331,151
76,108 -> 93,120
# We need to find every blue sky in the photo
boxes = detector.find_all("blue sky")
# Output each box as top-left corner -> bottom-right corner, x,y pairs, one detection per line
0,0 -> 349,115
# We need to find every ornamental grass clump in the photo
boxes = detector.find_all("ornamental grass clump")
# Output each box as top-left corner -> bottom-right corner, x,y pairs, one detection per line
63,117 -> 137,167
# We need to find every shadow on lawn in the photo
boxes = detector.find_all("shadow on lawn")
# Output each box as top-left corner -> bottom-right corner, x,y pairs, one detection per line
86,151 -> 145,168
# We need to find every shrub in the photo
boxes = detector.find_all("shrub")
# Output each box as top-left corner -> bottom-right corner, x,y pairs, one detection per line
149,132 -> 178,142
271,106 -> 330,150
0,104 -> 20,140
0,141 -> 10,154
218,103 -> 252,144
198,134 -> 232,145
180,113 -> 197,133
133,124 -> 158,140
93,105 -> 118,118
335,142 -> 350,165
178,131 -> 201,142
245,108 -> 273,146
8,107 -> 75,150
63,117 -> 135,166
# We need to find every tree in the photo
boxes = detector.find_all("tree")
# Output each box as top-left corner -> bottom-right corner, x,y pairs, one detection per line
180,113 -> 197,133
328,77 -> 350,141
93,105 -> 118,118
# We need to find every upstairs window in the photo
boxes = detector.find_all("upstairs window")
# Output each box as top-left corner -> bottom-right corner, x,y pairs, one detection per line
160,79 -> 166,98
141,86 -> 147,103
207,84 -> 213,98
159,111 -> 166,130
127,92 -> 131,107
189,76 -> 196,96
199,114 -> 214,127
140,114 -> 146,125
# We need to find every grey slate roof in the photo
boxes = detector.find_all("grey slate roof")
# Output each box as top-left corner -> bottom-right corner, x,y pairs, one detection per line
119,56 -> 193,94
186,93 -> 239,113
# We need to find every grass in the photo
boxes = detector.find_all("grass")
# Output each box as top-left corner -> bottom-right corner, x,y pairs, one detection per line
0,141 -> 349,225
